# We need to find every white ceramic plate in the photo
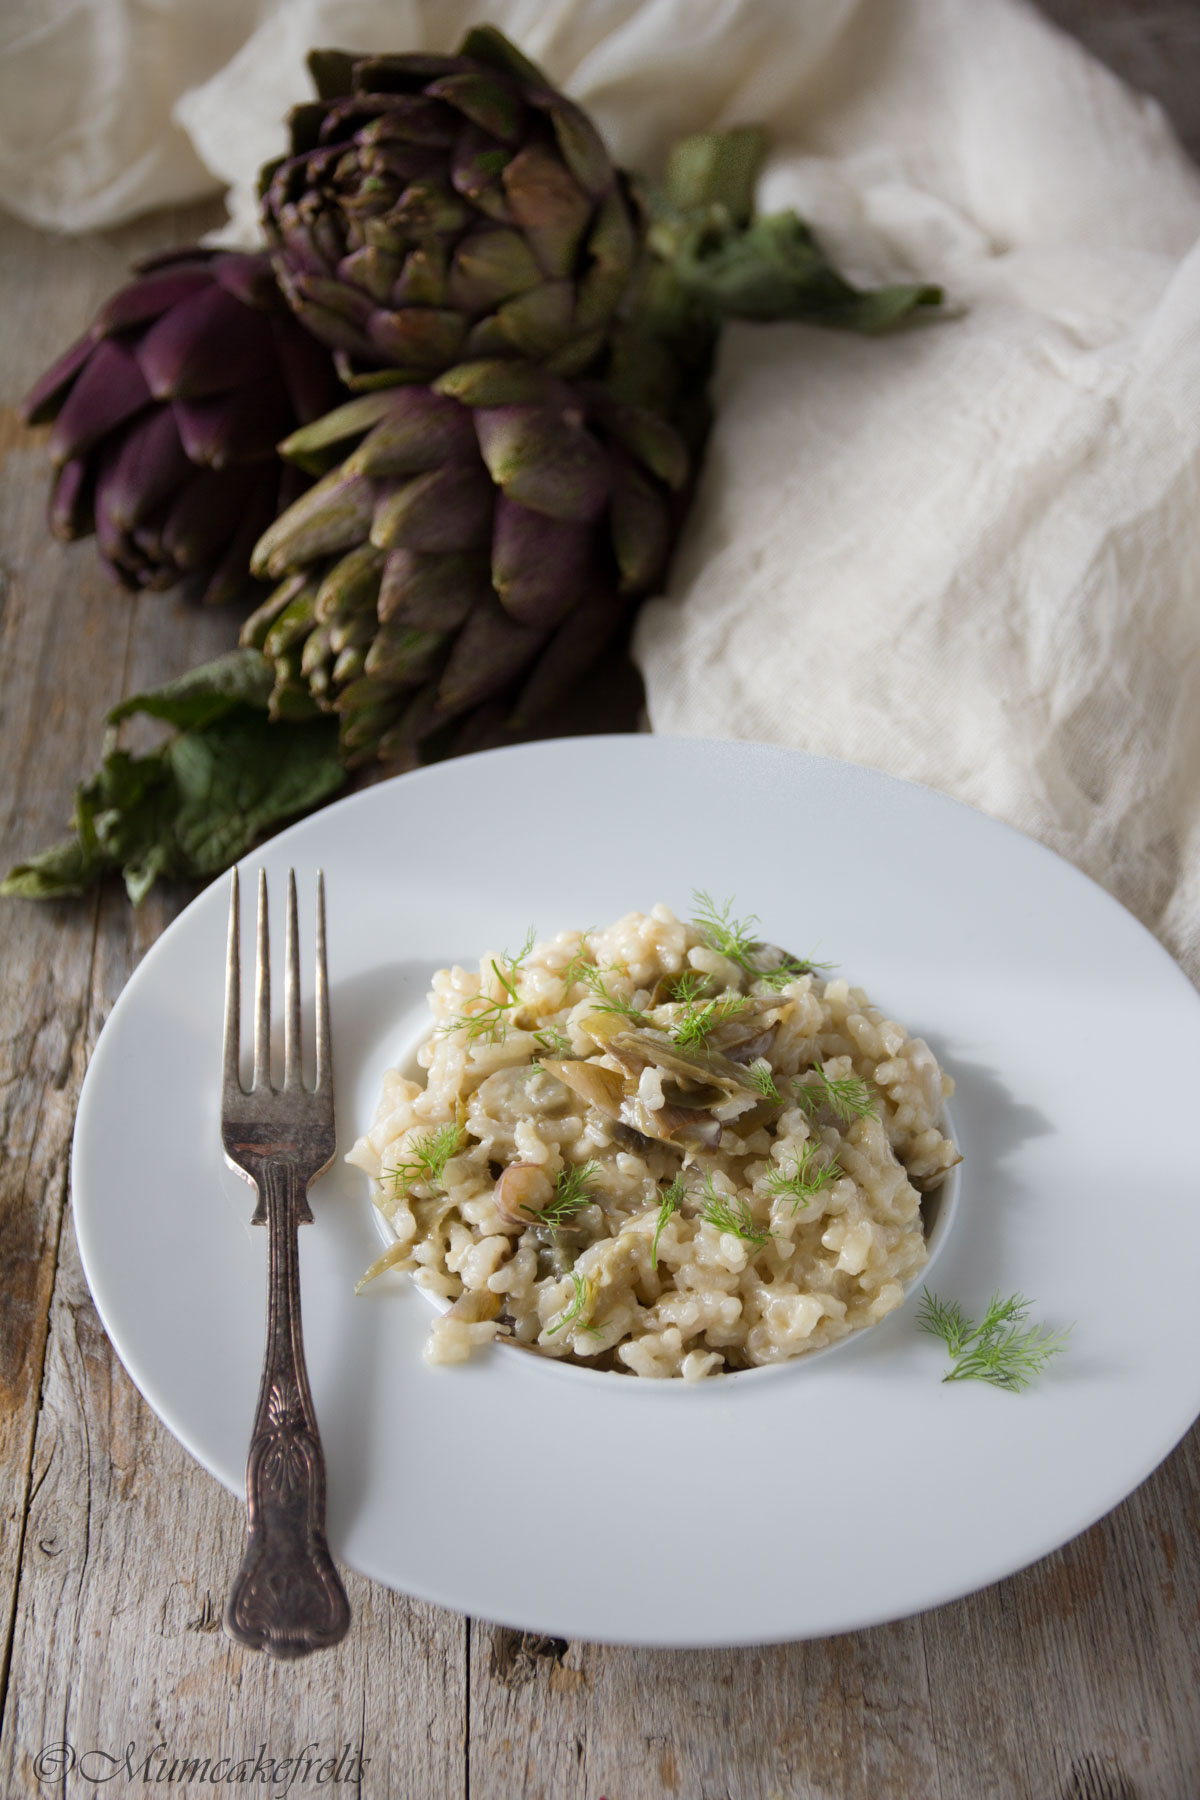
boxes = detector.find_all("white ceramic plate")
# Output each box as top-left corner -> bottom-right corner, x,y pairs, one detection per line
73,736 -> 1200,1646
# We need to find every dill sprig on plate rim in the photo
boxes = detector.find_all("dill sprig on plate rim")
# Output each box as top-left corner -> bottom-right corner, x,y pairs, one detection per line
917,1290 -> 1071,1391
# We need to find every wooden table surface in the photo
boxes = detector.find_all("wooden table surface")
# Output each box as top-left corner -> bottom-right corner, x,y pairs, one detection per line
3,14 -> 1200,1796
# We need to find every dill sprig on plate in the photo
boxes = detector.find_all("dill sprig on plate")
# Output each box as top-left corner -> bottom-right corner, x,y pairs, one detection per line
650,1174 -> 688,1269
441,926 -> 537,1044
546,1268 -> 602,1337
386,1122 -> 466,1200
698,1175 -> 771,1248
691,890 -> 827,991
763,1139 -> 842,1213
521,1158 -> 600,1227
917,1290 -> 1071,1391
796,1062 -> 876,1125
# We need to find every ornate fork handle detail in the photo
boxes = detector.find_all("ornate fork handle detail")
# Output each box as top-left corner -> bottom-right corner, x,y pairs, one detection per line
225,1154 -> 350,1657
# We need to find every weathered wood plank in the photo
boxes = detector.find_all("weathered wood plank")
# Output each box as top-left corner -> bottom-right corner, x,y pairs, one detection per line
469,1621 -> 943,1800
1,1211 -> 466,1799
0,200 -> 163,1688
0,201 -> 467,1800
922,1428 -> 1200,1800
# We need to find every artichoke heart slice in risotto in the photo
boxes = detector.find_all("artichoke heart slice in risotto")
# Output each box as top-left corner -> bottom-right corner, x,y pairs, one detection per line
346,902 -> 962,1379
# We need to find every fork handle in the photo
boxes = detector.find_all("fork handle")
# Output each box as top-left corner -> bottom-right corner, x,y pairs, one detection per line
225,1154 -> 351,1658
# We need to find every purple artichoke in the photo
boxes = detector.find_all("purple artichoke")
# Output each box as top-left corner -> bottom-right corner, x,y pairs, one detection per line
241,358 -> 690,761
259,28 -> 638,389
20,248 -> 342,607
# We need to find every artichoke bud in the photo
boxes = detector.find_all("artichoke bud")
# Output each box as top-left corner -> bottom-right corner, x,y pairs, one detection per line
249,332 -> 692,765
261,30 -> 639,387
20,246 -> 343,607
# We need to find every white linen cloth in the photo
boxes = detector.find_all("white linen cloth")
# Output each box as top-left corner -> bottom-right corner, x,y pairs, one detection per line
3,0 -> 1199,981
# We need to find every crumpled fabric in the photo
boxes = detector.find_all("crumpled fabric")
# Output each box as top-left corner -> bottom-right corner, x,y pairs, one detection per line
3,0 -> 1198,981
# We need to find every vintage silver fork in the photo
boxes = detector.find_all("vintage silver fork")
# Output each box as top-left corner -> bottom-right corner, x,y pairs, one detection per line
221,866 -> 351,1658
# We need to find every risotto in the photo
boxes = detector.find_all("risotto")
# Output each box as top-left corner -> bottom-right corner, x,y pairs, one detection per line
347,900 -> 961,1379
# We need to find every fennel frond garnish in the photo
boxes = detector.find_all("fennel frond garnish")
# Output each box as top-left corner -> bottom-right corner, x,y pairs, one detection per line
746,1061 -> 782,1103
671,993 -> 751,1049
578,963 -> 649,1023
665,969 -> 708,1005
764,1140 -> 842,1212
442,926 -> 537,1044
796,1062 -> 876,1125
522,1158 -> 600,1227
650,1174 -> 688,1269
699,1177 -> 771,1248
691,889 -> 825,990
386,1122 -> 466,1199
530,1024 -> 573,1064
546,1269 -> 602,1337
917,1291 -> 1070,1391
559,940 -> 597,991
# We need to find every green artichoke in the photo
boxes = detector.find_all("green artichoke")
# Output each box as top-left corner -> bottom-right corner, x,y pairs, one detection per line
242,358 -> 690,762
259,29 -> 638,389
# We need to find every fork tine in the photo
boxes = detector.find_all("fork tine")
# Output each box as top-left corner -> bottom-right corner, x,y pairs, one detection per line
253,869 -> 272,1092
314,870 -> 331,1094
283,869 -> 302,1090
223,868 -> 243,1101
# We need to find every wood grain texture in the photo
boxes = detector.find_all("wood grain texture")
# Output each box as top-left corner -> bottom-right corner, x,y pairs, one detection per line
2,10 -> 1200,1788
